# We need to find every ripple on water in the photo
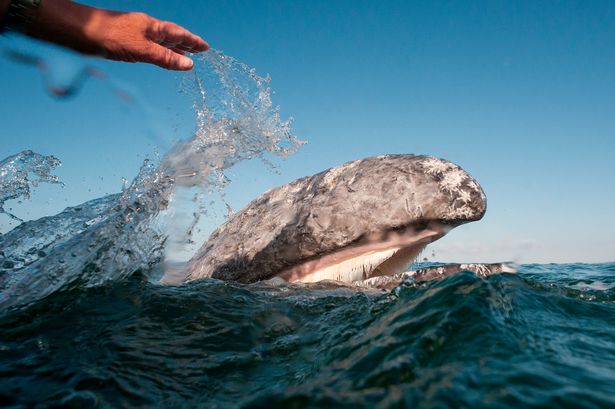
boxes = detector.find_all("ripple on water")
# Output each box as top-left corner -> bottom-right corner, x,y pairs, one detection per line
0,264 -> 614,408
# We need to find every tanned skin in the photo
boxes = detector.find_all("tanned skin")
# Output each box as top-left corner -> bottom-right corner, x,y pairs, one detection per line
0,0 -> 208,70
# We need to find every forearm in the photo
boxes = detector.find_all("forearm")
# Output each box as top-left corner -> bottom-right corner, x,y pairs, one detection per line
1,0 -> 100,50
28,0 -> 109,55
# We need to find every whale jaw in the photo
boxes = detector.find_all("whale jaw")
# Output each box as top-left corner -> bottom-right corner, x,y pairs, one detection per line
277,221 -> 450,284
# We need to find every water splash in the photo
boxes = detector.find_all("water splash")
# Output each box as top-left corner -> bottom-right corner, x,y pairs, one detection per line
171,49 -> 304,190
158,50 -> 305,277
0,150 -> 63,222
0,49 -> 303,311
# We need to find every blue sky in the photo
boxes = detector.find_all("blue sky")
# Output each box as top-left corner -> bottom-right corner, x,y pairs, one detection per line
1,0 -> 614,263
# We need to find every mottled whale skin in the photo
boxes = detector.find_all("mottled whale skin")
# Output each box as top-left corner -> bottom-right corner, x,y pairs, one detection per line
185,154 -> 488,284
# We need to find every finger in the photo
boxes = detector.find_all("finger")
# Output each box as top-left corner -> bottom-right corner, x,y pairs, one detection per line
157,21 -> 209,52
170,47 -> 186,55
161,42 -> 195,53
145,44 -> 194,71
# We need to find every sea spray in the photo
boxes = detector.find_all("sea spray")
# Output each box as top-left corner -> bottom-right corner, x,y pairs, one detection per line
0,49 -> 303,311
167,49 -> 304,191
160,50 -> 305,278
0,150 -> 63,223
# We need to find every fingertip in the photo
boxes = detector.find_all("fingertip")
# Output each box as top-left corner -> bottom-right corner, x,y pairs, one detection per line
187,34 -> 209,52
178,56 -> 194,70
198,38 -> 210,52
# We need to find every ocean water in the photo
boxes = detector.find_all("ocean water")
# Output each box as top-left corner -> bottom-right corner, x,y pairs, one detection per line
1,51 -> 614,408
1,263 -> 614,408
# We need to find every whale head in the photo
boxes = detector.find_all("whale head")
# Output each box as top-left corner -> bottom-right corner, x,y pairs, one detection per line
184,155 -> 486,284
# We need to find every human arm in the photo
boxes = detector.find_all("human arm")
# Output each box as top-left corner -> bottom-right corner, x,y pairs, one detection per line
0,0 -> 208,70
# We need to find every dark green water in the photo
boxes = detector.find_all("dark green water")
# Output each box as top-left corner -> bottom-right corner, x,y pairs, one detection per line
1,263 -> 614,408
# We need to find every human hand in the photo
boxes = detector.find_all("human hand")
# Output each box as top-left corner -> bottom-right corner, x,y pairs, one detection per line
24,0 -> 209,70
82,10 -> 209,70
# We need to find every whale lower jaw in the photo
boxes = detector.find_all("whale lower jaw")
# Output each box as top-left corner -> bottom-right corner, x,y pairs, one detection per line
277,221 -> 450,284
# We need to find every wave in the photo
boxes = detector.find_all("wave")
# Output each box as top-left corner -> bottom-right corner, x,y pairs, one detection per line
1,264 -> 614,408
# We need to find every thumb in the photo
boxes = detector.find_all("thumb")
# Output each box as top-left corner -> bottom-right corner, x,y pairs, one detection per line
146,44 -> 194,71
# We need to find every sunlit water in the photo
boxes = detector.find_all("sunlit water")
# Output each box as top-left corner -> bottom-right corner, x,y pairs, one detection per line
1,264 -> 614,408
0,150 -> 63,222
2,52 -> 615,408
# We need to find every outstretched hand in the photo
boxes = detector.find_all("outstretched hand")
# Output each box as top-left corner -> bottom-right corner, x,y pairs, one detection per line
5,0 -> 209,71
82,11 -> 209,70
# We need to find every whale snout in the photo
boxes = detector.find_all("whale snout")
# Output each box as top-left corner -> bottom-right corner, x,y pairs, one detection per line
412,156 -> 487,225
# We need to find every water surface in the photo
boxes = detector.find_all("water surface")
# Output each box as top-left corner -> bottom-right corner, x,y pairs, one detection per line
1,263 -> 614,408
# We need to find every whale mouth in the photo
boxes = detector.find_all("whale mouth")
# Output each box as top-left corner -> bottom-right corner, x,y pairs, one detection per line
277,221 -> 451,283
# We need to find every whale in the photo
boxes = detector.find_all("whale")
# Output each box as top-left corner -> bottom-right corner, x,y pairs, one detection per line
184,154 -> 490,285
0,153 -> 503,307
